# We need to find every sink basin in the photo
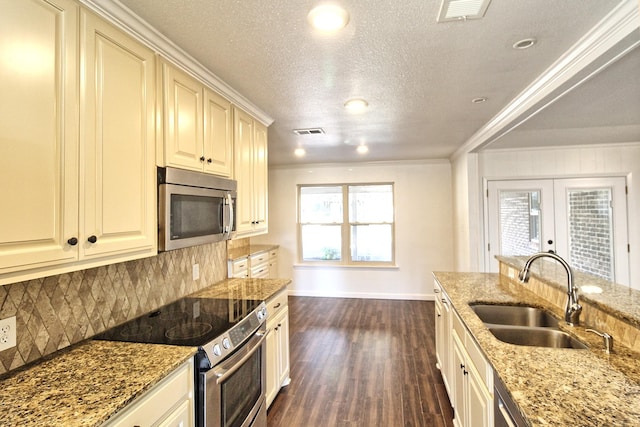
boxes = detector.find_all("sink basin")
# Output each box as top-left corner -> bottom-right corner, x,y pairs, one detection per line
488,326 -> 587,349
470,304 -> 559,328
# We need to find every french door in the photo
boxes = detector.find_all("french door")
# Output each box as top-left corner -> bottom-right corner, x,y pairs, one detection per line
486,177 -> 629,285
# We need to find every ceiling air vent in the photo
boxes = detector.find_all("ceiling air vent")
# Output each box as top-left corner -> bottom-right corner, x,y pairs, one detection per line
437,0 -> 492,22
293,128 -> 325,135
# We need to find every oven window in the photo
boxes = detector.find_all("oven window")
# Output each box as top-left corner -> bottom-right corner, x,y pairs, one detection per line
221,346 -> 262,427
170,194 -> 223,239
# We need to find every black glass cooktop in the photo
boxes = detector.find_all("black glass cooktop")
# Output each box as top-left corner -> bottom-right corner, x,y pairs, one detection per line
95,297 -> 263,347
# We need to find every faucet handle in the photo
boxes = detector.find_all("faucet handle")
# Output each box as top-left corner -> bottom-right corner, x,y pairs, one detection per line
586,328 -> 613,354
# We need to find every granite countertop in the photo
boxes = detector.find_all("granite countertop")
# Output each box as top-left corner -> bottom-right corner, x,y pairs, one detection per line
228,244 -> 279,261
0,340 -> 196,426
0,277 -> 290,426
434,271 -> 640,426
192,277 -> 290,301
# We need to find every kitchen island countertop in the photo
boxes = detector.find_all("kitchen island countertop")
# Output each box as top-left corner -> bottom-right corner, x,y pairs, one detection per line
0,277 -> 290,426
434,271 -> 640,426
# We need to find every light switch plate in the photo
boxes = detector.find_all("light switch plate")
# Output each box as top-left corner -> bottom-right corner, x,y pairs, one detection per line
192,263 -> 200,281
0,316 -> 17,352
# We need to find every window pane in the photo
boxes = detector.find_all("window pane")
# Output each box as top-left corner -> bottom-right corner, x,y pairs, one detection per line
568,188 -> 613,281
300,186 -> 343,223
350,224 -> 392,262
349,185 -> 393,223
301,224 -> 341,261
498,190 -> 541,256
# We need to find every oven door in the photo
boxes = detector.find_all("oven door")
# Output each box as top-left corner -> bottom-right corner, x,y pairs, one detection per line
201,330 -> 267,427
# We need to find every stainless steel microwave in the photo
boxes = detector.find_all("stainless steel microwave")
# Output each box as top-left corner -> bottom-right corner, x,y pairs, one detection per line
158,167 -> 237,251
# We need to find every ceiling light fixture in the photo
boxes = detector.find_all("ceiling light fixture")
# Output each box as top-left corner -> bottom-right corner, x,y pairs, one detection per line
308,4 -> 350,32
471,97 -> 487,104
513,38 -> 537,50
294,148 -> 306,157
344,98 -> 368,113
356,145 -> 369,154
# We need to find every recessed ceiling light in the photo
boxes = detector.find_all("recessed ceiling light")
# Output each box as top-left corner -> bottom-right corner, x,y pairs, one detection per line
513,38 -> 537,50
356,145 -> 369,154
471,97 -> 487,104
308,4 -> 350,32
294,148 -> 306,157
344,98 -> 368,113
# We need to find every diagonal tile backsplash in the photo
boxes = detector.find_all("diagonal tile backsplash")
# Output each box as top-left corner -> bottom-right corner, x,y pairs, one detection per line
0,241 -> 227,375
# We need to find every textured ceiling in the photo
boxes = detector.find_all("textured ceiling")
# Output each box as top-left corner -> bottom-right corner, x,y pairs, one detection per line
116,0 -> 633,165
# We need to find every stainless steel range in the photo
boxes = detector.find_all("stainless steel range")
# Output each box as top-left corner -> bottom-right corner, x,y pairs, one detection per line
96,296 -> 268,427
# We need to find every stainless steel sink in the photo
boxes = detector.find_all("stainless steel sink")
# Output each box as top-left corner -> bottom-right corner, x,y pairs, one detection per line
488,326 -> 587,349
469,304 -> 559,328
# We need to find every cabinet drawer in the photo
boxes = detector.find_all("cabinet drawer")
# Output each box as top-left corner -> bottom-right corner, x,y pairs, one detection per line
266,289 -> 288,320
250,251 -> 269,266
230,258 -> 249,277
452,309 -> 466,341
104,359 -> 193,426
269,249 -> 278,259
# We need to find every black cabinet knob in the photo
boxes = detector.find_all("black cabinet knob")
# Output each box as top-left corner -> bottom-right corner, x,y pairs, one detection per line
199,156 -> 205,162
67,237 -> 78,246
87,235 -> 97,244
207,158 -> 212,163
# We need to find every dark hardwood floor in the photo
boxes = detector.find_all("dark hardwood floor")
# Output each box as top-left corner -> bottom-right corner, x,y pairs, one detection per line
267,296 -> 454,427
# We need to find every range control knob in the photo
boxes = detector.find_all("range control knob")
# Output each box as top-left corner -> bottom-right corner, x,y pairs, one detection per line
222,338 -> 231,349
212,344 -> 222,357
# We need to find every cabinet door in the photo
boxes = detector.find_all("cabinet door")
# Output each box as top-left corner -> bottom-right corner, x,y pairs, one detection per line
81,11 -> 156,258
253,121 -> 268,233
467,366 -> 491,427
203,88 -> 232,177
0,0 -> 79,276
265,326 -> 279,408
452,333 -> 467,427
276,307 -> 291,387
233,107 -> 255,234
162,62 -> 203,171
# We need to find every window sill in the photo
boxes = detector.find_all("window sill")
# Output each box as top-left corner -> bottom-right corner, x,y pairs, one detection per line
293,263 -> 399,270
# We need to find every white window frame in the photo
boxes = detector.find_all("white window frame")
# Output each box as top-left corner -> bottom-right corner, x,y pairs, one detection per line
297,183 -> 396,266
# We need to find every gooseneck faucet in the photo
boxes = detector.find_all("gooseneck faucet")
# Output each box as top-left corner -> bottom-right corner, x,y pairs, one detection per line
518,252 -> 582,326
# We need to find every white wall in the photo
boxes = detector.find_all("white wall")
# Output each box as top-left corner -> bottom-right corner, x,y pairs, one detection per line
252,161 -> 454,300
451,152 -> 482,272
477,143 -> 640,289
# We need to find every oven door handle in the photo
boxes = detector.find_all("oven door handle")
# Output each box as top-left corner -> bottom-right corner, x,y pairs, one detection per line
213,331 -> 266,383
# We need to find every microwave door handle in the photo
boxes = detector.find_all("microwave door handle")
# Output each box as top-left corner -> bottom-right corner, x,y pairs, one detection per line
225,193 -> 233,237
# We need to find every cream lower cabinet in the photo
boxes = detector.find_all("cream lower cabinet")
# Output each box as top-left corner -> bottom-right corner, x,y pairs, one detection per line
233,107 -> 268,237
268,248 -> 279,278
103,359 -> 194,427
434,281 -> 453,398
266,289 -> 291,408
450,309 -> 493,427
0,1 -> 156,285
249,251 -> 270,278
160,61 -> 233,177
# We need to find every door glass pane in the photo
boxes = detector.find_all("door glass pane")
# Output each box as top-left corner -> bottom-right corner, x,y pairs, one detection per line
498,190 -> 542,256
567,188 -> 613,281
351,224 -> 392,262
348,185 -> 393,223
299,186 -> 342,223
301,224 -> 341,261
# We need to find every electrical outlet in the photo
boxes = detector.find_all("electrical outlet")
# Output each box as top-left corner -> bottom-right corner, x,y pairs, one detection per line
0,316 -> 17,352
192,263 -> 200,281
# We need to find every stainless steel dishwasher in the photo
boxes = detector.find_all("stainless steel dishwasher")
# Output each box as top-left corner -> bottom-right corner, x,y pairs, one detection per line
494,372 -> 527,427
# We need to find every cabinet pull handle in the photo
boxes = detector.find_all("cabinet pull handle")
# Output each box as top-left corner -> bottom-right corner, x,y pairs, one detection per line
67,237 -> 78,246
434,288 -> 440,293
437,313 -> 441,318
273,303 -> 281,309
460,363 -> 465,369
207,158 -> 212,163
87,235 -> 97,244
199,156 -> 205,162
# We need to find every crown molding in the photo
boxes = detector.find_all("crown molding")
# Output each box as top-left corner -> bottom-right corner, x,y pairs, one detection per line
452,0 -> 639,160
80,0 -> 274,126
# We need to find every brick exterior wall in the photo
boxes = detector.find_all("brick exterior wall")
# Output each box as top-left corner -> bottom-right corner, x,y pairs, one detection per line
499,192 -> 539,256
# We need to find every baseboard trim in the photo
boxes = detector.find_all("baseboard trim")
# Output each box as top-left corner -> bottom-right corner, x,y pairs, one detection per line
287,289 -> 435,301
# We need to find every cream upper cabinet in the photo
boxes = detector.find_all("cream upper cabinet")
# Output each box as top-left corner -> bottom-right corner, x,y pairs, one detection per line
160,61 -> 233,177
233,107 -> 268,237
0,2 -> 157,285
80,9 -> 156,259
0,0 -> 80,275
204,89 -> 233,177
